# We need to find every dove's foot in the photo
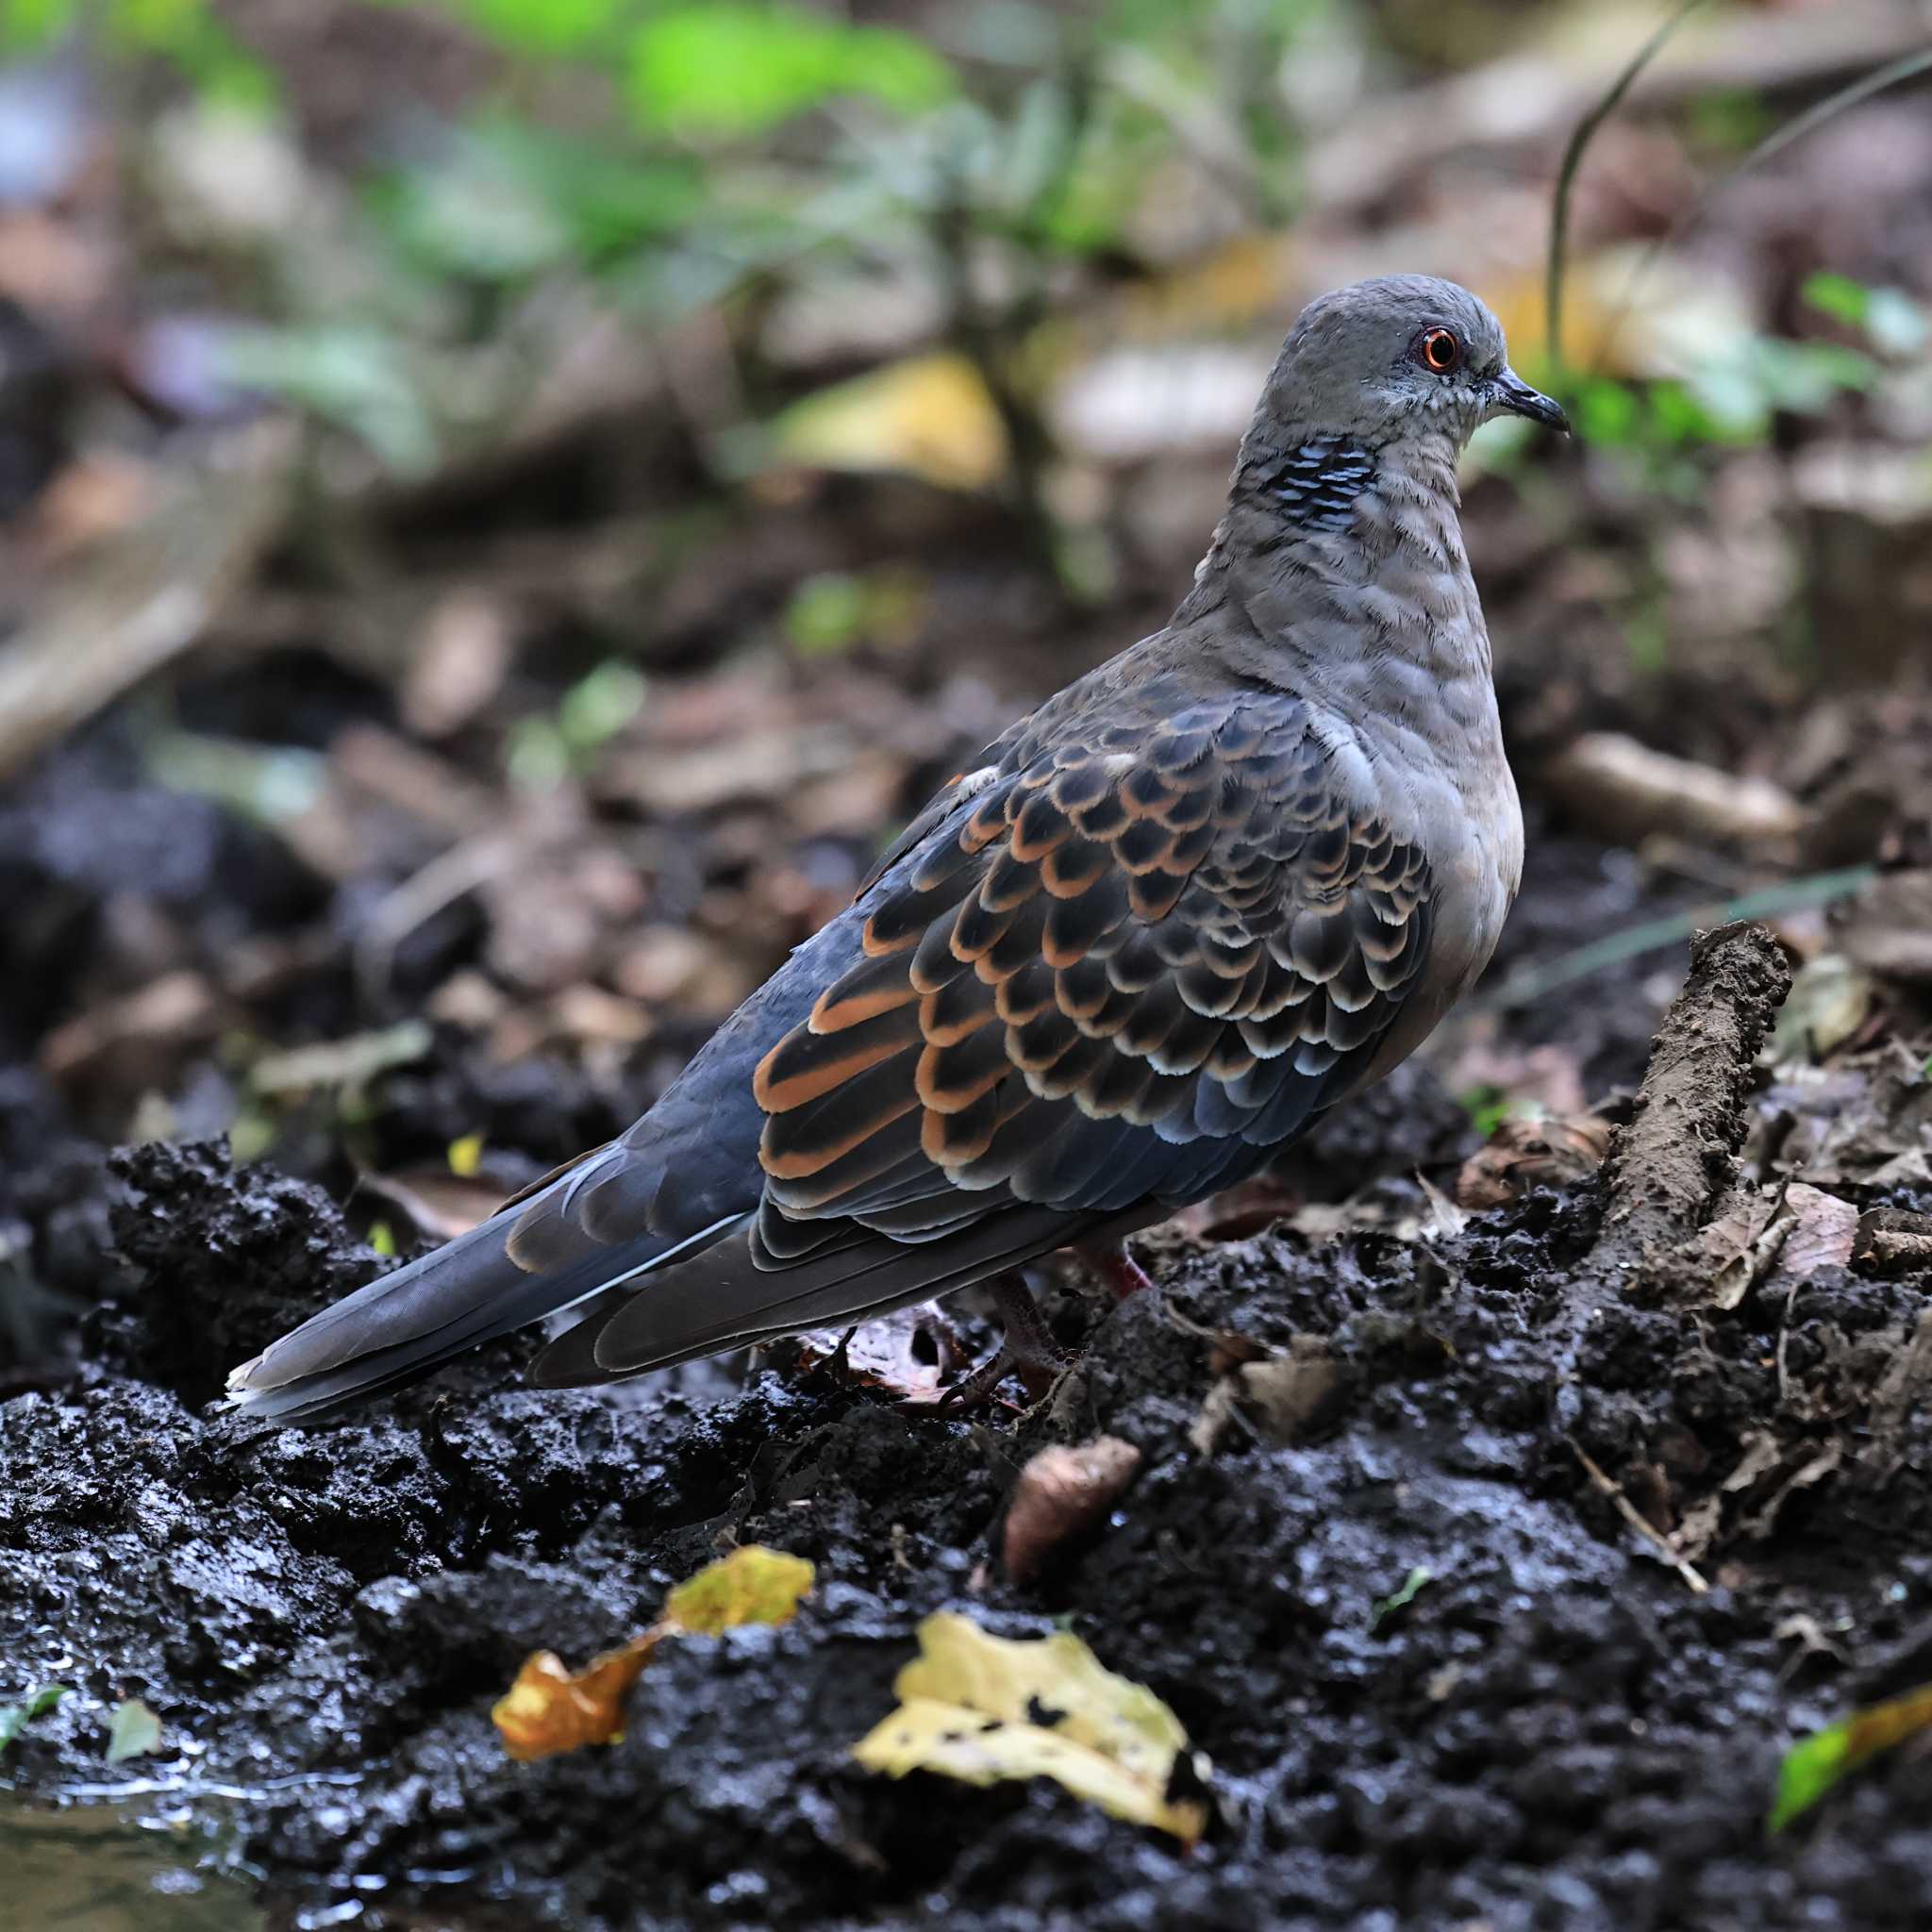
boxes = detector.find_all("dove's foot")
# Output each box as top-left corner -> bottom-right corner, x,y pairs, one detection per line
936,1274 -> 1073,1412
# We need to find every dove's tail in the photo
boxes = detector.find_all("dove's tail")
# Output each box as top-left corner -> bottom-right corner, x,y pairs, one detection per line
223,1180 -> 742,1425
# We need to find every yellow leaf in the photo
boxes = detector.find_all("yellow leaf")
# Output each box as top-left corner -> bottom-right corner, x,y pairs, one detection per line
852,1612 -> 1210,1843
492,1633 -> 663,1763
448,1131 -> 485,1177
492,1546 -> 814,1762
662,1544 -> 817,1636
105,1697 -> 163,1764
774,354 -> 1008,492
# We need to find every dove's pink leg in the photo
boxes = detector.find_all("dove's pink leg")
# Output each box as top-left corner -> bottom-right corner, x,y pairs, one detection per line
1077,1240 -> 1155,1302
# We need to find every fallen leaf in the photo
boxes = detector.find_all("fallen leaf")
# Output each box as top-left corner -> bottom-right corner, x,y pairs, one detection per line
774,353 -> 1009,491
1771,954 -> 1874,1064
1234,1341 -> 1343,1441
356,1167 -> 511,1242
661,1546 -> 815,1637
1780,1046 -> 1932,1191
1437,1031 -> 1588,1123
1867,1307 -> 1932,1472
248,1021 -> 433,1097
105,1698 -> 163,1764
1761,1185 -> 1858,1296
852,1612 -> 1210,1843
37,971 -> 221,1083
1837,871 -> 1932,986
493,1545 -> 814,1761
492,1633 -> 665,1764
403,589 -> 514,739
1455,1114 -> 1613,1211
1694,1189 -> 1783,1312
784,1303 -> 962,1399
1190,1334 -> 1341,1455
1770,1680 -> 1932,1833
1001,1438 -> 1142,1584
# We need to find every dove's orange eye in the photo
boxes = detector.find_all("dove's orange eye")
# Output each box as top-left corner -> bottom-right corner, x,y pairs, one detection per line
1414,327 -> 1461,374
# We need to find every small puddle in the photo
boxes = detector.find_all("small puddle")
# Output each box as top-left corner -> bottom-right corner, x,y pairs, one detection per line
1,1798 -> 264,1932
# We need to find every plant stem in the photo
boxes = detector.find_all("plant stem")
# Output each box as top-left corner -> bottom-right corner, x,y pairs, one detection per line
1545,0 -> 1709,371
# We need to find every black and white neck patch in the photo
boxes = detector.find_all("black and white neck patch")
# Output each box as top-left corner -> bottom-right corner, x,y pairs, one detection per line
1260,437 -> 1376,534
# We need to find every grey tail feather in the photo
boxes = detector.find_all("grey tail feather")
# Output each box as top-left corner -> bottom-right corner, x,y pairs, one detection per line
532,1204 -> 1102,1386
223,1202 -> 743,1426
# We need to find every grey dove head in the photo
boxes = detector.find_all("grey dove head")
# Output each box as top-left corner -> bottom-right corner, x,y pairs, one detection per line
1254,275 -> 1567,449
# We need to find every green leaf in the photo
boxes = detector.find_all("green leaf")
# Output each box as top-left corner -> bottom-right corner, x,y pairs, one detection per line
1371,1565 -> 1434,1632
217,327 -> 437,475
786,573 -> 868,655
1770,1680 -> 1932,1833
105,1697 -> 163,1764
378,123 -> 703,284
558,661 -> 647,755
1801,270 -> 1871,327
444,0 -> 622,56
1458,1084 -> 1510,1140
0,1684 -> 69,1750
625,4 -> 956,139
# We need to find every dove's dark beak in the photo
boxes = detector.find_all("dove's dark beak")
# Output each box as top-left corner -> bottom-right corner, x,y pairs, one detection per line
1492,367 -> 1570,434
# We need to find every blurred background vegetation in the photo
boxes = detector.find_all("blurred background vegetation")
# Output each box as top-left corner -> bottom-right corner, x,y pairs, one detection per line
0,0 -> 1929,1205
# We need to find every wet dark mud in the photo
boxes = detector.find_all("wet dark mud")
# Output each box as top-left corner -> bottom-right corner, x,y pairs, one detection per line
4,922 -> 1932,1932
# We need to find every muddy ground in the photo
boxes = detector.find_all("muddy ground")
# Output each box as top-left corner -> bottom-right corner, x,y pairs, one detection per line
4,27 -> 1932,1918
6,856 -> 1932,1932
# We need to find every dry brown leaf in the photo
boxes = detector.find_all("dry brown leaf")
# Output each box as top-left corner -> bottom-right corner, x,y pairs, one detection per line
1782,1047 -> 1932,1191
784,1303 -> 962,1400
1456,1114 -> 1613,1211
355,1167 -> 512,1242
403,589 -> 514,739
1191,1334 -> 1341,1455
37,970 -> 220,1082
1002,1438 -> 1142,1584
1837,871 -> 1932,986
1761,1185 -> 1858,1297
1694,1189 -> 1784,1312
1436,1030 -> 1588,1120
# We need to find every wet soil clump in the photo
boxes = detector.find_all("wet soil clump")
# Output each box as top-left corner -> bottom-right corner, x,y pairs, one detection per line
5,927 -> 1932,1932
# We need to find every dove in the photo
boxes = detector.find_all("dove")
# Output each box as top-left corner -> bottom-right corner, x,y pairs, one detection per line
227,275 -> 1566,1423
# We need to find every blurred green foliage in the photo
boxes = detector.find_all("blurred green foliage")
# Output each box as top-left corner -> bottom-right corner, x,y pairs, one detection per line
0,1683 -> 67,1750
625,5 -> 958,135
2,0 -> 270,97
4,0 -> 1325,491
508,659 -> 649,789
1560,272 -> 1927,503
10,0 -> 1928,614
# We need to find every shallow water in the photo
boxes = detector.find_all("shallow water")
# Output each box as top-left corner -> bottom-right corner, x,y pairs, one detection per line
2,1799 -> 263,1932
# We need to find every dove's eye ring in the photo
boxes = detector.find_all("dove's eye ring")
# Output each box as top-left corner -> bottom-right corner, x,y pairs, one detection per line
1413,327 -> 1461,375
